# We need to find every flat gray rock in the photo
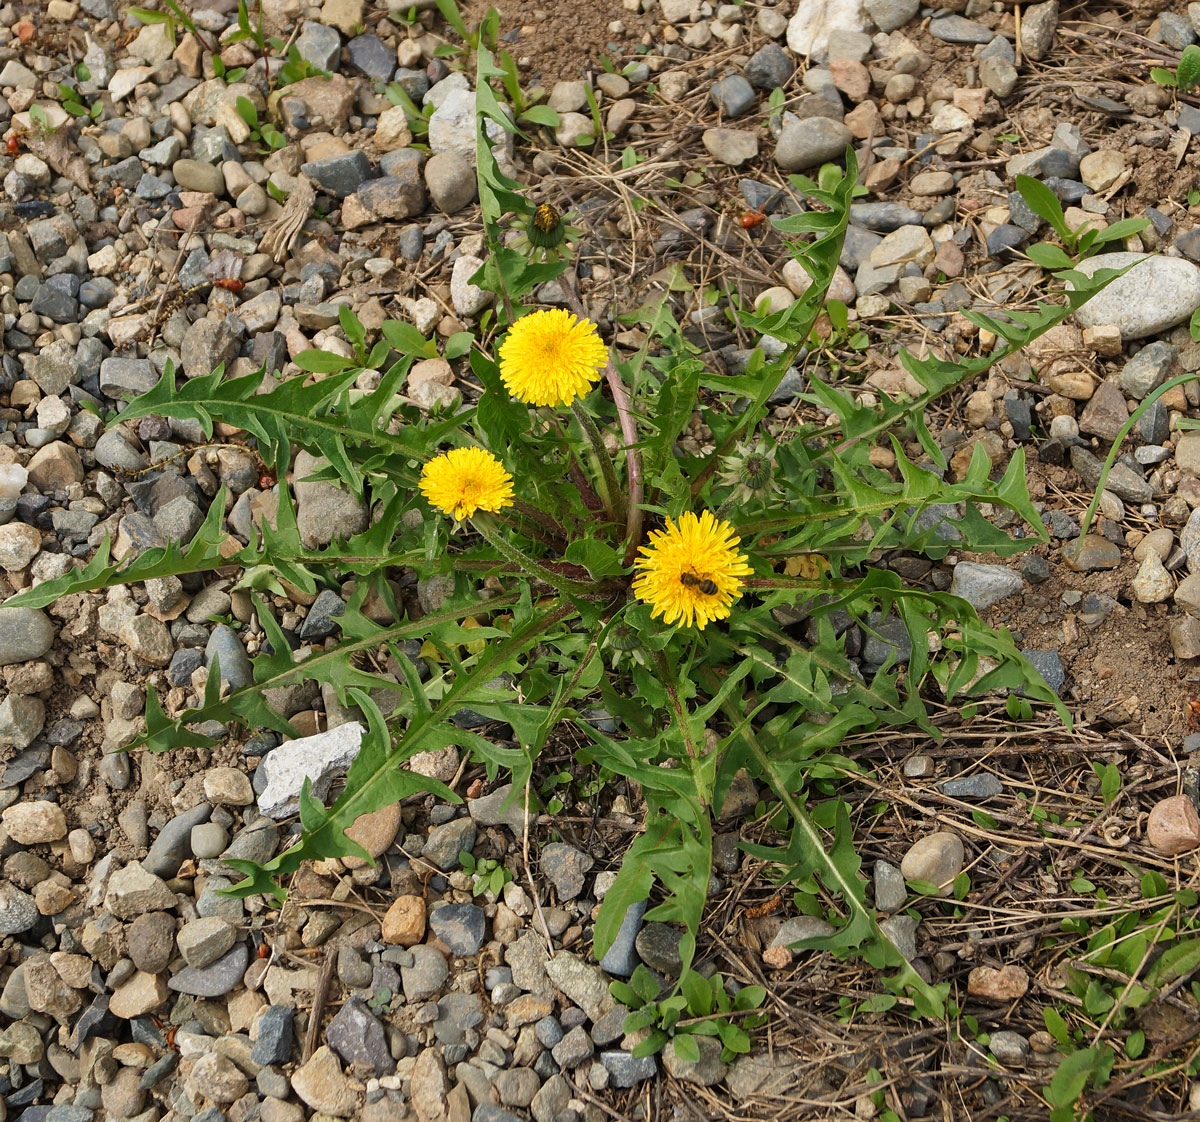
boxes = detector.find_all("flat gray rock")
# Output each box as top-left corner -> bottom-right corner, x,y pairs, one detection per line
1070,253 -> 1200,340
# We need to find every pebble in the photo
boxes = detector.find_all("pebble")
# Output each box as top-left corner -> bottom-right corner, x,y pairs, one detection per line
1147,794 -> 1200,855
899,832 -> 964,895
775,118 -> 854,172
949,562 -> 1023,611
968,965 -> 1030,1002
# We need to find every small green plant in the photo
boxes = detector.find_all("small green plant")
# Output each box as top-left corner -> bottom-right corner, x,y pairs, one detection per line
1016,174 -> 1149,268
212,55 -> 247,84
57,65 -> 104,120
1151,43 -> 1200,92
130,0 -> 218,53
366,985 -> 394,1013
235,96 -> 286,151
458,850 -> 512,896
610,965 -> 767,1061
493,48 -> 560,130
27,105 -> 56,135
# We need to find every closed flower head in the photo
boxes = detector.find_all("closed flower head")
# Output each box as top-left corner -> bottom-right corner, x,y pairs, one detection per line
420,447 -> 514,521
632,511 -> 753,630
499,308 -> 609,408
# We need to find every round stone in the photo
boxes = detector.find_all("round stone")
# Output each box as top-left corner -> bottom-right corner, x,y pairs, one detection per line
203,767 -> 254,805
899,832 -> 965,896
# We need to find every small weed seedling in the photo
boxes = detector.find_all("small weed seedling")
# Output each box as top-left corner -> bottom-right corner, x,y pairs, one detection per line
610,965 -> 767,1062
1016,174 -> 1148,268
1151,43 -> 1200,92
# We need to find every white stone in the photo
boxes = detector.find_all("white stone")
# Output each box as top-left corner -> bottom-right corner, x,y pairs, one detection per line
256,722 -> 365,819
1069,253 -> 1200,341
107,67 -> 155,102
787,0 -> 868,60
0,465 -> 28,499
450,255 -> 491,318
428,88 -> 514,173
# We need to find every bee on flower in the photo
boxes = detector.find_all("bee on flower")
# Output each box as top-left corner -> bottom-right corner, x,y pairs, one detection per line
632,511 -> 753,630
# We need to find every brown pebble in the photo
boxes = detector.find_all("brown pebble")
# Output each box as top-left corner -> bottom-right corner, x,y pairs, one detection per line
1146,794 -> 1200,856
967,964 -> 1029,1002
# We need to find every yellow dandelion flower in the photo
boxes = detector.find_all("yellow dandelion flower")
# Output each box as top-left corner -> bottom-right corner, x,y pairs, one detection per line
419,447 -> 515,521
498,308 -> 609,408
632,511 -> 753,630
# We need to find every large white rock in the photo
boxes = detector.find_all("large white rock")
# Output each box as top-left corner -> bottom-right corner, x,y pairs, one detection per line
787,0 -> 869,59
256,722 -> 365,819
1069,253 -> 1200,341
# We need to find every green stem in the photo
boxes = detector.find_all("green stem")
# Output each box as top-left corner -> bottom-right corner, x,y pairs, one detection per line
649,646 -> 708,808
471,514 -> 608,598
1077,370 -> 1200,539
571,398 -> 624,526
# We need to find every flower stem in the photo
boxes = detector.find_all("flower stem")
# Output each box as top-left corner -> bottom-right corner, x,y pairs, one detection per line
471,514 -> 606,598
559,286 -> 644,565
570,398 -> 625,527
649,646 -> 708,807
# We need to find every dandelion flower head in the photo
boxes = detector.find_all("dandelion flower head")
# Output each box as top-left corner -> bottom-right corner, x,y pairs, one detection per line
498,308 -> 609,407
420,447 -> 514,521
632,511 -> 753,630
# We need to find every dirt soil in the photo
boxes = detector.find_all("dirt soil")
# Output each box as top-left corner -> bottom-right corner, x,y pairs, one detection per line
461,0 -> 653,86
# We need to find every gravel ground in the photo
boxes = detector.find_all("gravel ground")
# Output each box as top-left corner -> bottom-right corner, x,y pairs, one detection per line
5,0 -> 1200,1119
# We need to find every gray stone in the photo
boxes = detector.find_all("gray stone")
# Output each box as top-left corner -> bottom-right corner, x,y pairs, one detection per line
1022,649 -> 1065,695
298,589 -> 346,640
468,783 -> 538,833
106,862 -> 177,918
494,1066 -> 543,1106
865,0 -> 918,32
874,860 -> 907,913
100,358 -> 157,399
1070,253 -> 1200,340
402,944 -> 449,1002
634,923 -> 684,976
1120,342 -> 1176,400
850,202 -> 924,231
167,942 -> 248,997
1160,11 -> 1196,48
346,34 -> 394,82
929,15 -> 994,43
598,899 -> 647,978
422,816 -> 476,871
989,1030 -> 1030,1067
776,117 -> 853,172
745,43 -> 794,90
95,430 -> 148,473
600,1051 -> 657,1087
1020,0 -> 1058,59
143,803 -> 212,878
205,624 -> 253,690
354,174 -> 426,221
294,451 -> 368,549
949,562 -> 1024,610
327,996 -> 395,1074
301,150 -> 372,198
296,21 -> 341,71
879,914 -> 918,960
252,1005 -> 295,1066
0,608 -> 55,665
172,158 -> 225,194
663,1034 -> 728,1086
710,74 -> 757,117
428,903 -> 487,956
941,773 -> 1004,799
181,317 -> 238,379
423,151 -> 476,214
540,843 -> 593,901
0,883 -> 36,935
176,916 -> 236,968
